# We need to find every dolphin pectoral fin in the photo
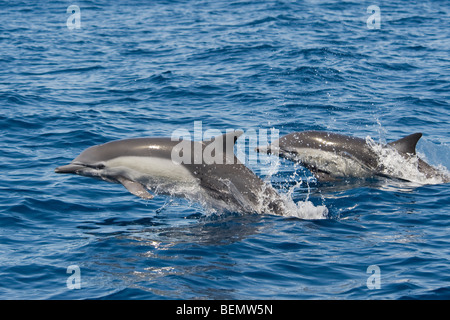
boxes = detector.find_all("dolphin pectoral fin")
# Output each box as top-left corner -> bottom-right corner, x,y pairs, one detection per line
117,178 -> 154,200
314,171 -> 341,182
302,165 -> 338,182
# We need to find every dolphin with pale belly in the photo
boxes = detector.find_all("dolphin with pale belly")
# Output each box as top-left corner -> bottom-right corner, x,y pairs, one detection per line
55,131 -> 288,215
257,131 -> 450,183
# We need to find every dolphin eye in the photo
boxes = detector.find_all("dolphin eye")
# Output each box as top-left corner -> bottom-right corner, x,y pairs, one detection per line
84,163 -> 106,170
96,163 -> 106,169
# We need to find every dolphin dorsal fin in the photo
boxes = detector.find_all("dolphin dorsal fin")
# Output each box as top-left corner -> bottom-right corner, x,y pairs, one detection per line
205,130 -> 244,147
388,133 -> 422,155
221,130 -> 244,145
202,130 -> 244,163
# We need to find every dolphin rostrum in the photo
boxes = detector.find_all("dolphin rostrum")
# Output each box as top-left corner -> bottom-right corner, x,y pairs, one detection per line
257,131 -> 450,183
55,131 -> 289,215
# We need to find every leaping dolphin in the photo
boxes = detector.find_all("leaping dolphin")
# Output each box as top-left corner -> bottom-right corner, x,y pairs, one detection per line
257,131 -> 450,183
55,131 -> 289,216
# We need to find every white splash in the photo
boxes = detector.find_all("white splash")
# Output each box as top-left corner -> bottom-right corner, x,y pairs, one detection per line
143,156 -> 329,220
258,159 -> 329,220
277,193 -> 329,220
366,136 -> 450,185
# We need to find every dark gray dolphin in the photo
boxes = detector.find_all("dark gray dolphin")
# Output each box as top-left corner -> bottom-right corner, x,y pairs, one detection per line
257,131 -> 450,183
55,131 -> 289,215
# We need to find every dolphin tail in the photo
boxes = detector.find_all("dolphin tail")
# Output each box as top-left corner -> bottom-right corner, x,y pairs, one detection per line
388,133 -> 422,155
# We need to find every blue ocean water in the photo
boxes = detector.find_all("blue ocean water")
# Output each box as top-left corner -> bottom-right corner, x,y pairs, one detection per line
1,0 -> 449,300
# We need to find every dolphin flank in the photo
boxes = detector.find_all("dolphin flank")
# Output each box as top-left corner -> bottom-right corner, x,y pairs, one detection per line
55,131 -> 288,216
257,131 -> 450,184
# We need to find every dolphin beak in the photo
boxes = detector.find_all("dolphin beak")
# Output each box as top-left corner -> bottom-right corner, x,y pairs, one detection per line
55,163 -> 85,174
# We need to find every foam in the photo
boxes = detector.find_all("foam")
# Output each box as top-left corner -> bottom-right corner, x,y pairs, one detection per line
366,137 -> 450,184
257,160 -> 329,220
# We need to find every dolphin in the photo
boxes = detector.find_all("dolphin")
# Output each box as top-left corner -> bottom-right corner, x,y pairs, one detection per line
55,131 -> 288,215
257,131 -> 450,183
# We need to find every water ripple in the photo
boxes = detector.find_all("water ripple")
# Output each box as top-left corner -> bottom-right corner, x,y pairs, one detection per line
1,0 -> 449,300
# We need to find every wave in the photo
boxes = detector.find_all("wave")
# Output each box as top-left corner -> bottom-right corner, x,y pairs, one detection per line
21,65 -> 105,76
